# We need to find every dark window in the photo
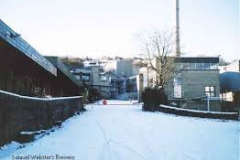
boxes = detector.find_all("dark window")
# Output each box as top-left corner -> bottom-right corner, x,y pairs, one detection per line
203,63 -> 211,69
82,75 -> 90,81
205,86 -> 216,97
189,63 -> 195,69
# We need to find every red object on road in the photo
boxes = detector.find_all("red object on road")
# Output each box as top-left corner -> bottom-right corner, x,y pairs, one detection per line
103,99 -> 107,105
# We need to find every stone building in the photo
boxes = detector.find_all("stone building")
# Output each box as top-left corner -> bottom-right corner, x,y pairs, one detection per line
103,59 -> 140,77
115,60 -> 134,77
71,68 -> 92,85
90,66 -> 111,98
100,59 -> 140,98
137,56 -> 221,111
71,65 -> 112,99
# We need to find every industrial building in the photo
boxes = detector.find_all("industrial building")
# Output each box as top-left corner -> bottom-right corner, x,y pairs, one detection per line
137,57 -> 221,111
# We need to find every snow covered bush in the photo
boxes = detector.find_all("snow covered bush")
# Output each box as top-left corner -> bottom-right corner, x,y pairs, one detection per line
142,87 -> 168,111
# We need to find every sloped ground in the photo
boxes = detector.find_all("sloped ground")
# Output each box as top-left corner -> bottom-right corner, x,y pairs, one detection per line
1,100 -> 239,160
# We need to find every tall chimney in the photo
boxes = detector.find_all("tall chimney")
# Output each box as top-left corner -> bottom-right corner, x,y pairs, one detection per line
176,0 -> 181,57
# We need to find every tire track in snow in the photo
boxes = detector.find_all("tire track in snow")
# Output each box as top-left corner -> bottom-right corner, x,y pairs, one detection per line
95,120 -> 112,160
94,108 -> 147,160
108,139 -> 147,160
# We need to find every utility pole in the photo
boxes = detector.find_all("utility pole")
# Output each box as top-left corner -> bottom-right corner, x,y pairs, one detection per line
206,95 -> 210,112
176,0 -> 181,57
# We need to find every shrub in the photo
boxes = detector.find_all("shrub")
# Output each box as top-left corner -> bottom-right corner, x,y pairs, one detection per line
88,88 -> 101,103
142,87 -> 168,111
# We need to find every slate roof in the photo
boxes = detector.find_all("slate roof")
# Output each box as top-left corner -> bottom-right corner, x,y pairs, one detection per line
0,20 -> 57,76
45,56 -> 82,87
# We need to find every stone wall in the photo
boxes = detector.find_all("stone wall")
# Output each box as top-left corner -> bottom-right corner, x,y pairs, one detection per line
0,90 -> 84,147
157,105 -> 238,120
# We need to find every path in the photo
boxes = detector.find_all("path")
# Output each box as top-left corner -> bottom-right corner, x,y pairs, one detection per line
1,100 -> 239,160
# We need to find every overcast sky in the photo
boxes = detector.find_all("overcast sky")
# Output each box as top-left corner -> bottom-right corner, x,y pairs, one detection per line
0,0 -> 239,61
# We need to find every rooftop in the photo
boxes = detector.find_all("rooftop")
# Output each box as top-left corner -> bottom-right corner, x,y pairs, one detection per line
0,20 -> 57,76
45,56 -> 82,87
175,57 -> 219,63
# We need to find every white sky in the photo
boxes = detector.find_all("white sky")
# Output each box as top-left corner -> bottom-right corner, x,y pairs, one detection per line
0,0 -> 239,61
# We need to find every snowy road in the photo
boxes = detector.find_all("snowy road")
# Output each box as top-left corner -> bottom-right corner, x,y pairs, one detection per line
1,100 -> 239,160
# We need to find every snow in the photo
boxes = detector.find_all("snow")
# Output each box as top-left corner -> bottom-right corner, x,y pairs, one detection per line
116,92 -> 138,101
0,100 -> 239,160
21,130 -> 45,135
0,142 -> 23,159
161,104 -> 238,115
94,100 -> 138,105
0,89 -> 82,101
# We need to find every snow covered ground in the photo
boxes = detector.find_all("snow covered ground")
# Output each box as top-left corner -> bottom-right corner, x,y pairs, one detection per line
0,100 -> 239,160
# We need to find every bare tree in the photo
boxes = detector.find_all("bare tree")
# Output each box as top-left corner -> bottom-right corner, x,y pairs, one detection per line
219,57 -> 230,66
139,30 -> 179,89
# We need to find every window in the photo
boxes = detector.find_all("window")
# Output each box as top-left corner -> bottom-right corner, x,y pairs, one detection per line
203,63 -> 211,69
182,63 -> 189,69
177,63 -> 183,70
205,86 -> 216,97
174,74 -> 182,98
82,75 -> 90,81
100,75 -> 107,81
189,63 -> 195,69
210,63 -> 218,69
196,63 -> 203,70
75,75 -> 80,80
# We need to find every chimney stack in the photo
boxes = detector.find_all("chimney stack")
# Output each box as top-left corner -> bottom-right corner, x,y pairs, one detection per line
176,0 -> 181,57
